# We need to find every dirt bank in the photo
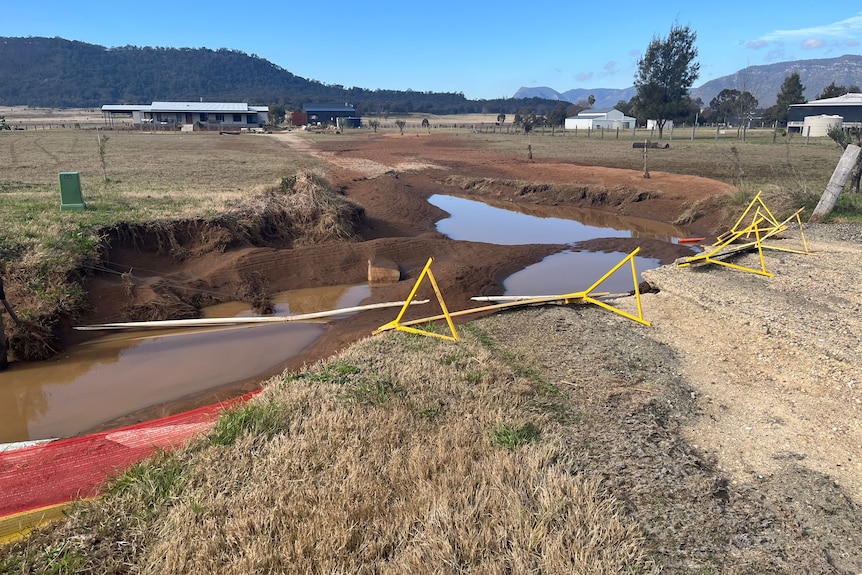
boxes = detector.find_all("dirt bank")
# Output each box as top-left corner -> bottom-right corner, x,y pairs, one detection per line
65,131 -> 715,428
7,129 -> 862,570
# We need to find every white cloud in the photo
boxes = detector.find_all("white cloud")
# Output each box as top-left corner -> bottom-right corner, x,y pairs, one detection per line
758,13 -> 862,42
802,38 -> 825,49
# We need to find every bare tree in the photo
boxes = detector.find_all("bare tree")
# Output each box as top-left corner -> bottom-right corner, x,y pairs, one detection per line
96,129 -> 109,181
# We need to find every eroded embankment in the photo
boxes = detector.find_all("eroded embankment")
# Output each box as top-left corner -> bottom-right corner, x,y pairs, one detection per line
8,171 -> 366,360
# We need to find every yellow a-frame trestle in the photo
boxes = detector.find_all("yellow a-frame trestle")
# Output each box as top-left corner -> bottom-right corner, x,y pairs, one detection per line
374,249 -> 651,341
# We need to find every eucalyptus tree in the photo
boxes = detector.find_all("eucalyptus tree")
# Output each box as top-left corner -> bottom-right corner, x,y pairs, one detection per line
633,24 -> 699,139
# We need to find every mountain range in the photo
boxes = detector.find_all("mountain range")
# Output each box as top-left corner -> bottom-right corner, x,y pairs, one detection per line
512,54 -> 862,109
0,37 -> 557,115
2,37 -> 860,114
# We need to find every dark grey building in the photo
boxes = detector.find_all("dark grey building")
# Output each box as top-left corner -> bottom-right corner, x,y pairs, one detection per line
304,103 -> 361,127
788,93 -> 862,132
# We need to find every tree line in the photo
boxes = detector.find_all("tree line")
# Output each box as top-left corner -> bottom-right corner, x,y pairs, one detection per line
0,37 -> 562,116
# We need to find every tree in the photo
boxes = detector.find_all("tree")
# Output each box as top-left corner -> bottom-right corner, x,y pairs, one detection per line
763,73 -> 805,125
707,89 -> 758,133
545,102 -> 569,127
367,119 -> 380,133
818,82 -> 848,100
0,115 -> 9,130
268,104 -> 286,126
421,118 -> 430,132
395,119 -> 406,135
96,129 -> 109,182
633,24 -> 699,139
497,113 -> 506,125
513,107 -> 540,133
614,99 -> 636,119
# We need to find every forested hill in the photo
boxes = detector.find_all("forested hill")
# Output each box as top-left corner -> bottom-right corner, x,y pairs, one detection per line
0,36 -> 558,115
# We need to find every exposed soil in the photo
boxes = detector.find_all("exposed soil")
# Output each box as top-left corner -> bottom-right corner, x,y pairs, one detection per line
9,130 -> 862,570
66,132 -> 717,426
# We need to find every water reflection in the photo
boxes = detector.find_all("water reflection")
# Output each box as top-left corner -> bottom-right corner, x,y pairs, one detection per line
429,194 -> 689,244
504,250 -> 660,296
429,194 -> 671,296
0,284 -> 370,443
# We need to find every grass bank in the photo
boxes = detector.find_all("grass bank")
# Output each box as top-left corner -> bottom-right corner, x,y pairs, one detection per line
0,129 -> 330,356
0,316 -> 654,573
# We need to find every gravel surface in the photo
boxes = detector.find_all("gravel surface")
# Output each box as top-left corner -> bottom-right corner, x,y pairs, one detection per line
479,223 -> 862,572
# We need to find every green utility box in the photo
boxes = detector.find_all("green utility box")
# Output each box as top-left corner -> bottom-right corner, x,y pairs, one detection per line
59,172 -> 86,211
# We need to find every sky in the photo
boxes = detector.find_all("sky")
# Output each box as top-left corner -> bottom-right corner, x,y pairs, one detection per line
4,1 -> 861,100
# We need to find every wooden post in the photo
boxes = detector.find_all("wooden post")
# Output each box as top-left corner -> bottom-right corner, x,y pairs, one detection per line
642,140 -> 651,179
809,144 -> 862,222
0,307 -> 6,370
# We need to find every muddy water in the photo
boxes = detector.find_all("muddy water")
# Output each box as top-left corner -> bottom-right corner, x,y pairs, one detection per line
0,285 -> 370,443
2,197 -> 686,443
429,194 -> 683,294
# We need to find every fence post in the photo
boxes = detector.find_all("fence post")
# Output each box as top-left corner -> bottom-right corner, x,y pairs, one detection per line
810,144 -> 862,222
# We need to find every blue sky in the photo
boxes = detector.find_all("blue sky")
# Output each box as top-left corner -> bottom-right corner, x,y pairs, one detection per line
4,2 -> 861,100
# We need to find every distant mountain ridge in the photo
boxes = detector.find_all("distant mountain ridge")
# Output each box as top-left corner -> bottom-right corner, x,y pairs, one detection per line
0,36 -> 561,115
514,54 -> 862,109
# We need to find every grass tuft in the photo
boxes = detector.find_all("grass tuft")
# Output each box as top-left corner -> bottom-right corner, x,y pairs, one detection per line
490,422 -> 542,450
106,449 -> 184,498
207,400 -> 287,446
343,375 -> 404,405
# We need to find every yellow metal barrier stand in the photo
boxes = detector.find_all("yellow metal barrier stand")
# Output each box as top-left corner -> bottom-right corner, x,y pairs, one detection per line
375,249 -> 651,337
679,217 -> 775,276
373,257 -> 459,341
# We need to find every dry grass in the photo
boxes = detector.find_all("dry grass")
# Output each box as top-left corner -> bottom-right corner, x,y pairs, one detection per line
3,327 -> 648,574
0,128 -> 333,333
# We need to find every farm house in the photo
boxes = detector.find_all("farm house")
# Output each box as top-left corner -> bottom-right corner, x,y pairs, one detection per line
564,109 -> 636,131
787,92 -> 862,133
101,102 -> 269,129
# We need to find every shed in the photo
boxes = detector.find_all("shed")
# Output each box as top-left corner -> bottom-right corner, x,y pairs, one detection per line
304,103 -> 359,126
788,93 -> 862,131
565,109 -> 635,131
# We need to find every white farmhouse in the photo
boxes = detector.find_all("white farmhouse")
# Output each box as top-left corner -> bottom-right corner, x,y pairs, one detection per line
565,109 -> 636,131
101,102 -> 269,129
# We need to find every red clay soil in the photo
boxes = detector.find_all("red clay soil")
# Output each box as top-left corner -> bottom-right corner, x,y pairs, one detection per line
72,132 -> 733,430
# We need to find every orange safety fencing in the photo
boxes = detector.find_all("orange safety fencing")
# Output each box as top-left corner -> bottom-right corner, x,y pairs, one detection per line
0,391 -> 257,521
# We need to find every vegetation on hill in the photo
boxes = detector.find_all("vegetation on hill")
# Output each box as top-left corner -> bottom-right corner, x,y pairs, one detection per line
0,37 -> 561,115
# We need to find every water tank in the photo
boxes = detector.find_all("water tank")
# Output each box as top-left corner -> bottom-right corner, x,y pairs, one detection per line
803,114 -> 843,137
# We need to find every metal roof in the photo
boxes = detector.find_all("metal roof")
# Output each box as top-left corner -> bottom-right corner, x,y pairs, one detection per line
304,103 -> 355,112
150,102 -> 253,112
102,102 -> 268,113
791,93 -> 862,107
101,105 -> 148,112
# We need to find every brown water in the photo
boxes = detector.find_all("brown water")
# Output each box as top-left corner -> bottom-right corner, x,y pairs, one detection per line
1,197 -> 689,444
430,194 -> 688,294
0,284 -> 370,443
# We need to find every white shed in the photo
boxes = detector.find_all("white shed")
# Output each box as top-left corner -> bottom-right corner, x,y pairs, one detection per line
647,119 -> 673,131
565,109 -> 636,131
